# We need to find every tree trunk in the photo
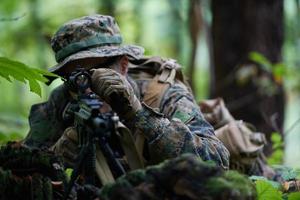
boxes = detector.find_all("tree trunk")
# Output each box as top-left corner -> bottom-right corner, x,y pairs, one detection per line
188,0 -> 202,92
211,0 -> 284,156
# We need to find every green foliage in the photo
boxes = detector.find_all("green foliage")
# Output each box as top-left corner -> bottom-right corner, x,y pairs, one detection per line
249,51 -> 300,93
249,52 -> 289,79
250,176 -> 281,189
267,132 -> 284,165
249,52 -> 273,72
0,132 -> 23,145
252,173 -> 300,200
65,168 -> 73,179
208,170 -> 256,197
0,57 -> 59,97
288,192 -> 300,200
256,180 -> 282,200
248,52 -> 285,96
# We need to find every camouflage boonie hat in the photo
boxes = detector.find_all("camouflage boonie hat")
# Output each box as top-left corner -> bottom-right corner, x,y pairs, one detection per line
49,14 -> 144,74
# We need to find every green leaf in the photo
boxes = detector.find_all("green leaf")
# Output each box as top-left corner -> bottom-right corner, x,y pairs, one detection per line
271,132 -> 284,149
33,68 -> 60,78
256,180 -> 282,200
271,132 -> 282,143
250,176 -> 281,189
28,78 -> 42,96
249,52 -> 272,72
267,150 -> 284,165
0,57 -> 60,96
273,63 -> 287,77
267,132 -> 284,165
65,168 -> 73,178
0,70 -> 12,82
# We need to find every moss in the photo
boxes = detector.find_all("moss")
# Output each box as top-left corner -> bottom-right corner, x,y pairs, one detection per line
206,170 -> 256,199
100,154 -> 257,200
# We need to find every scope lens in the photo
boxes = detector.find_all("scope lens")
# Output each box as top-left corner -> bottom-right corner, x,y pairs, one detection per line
76,74 -> 89,87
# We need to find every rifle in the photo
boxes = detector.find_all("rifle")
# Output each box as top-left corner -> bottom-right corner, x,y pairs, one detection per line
63,68 -> 126,199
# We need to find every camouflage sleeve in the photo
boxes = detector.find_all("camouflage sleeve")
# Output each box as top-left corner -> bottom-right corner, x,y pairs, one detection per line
23,84 -> 71,148
134,83 -> 229,169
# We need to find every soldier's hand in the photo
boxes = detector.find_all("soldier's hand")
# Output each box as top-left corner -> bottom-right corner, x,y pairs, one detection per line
91,68 -> 142,121
50,127 -> 79,168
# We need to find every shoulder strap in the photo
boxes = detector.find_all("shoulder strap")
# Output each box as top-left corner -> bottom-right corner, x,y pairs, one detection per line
95,145 -> 115,184
95,122 -> 145,185
143,79 -> 170,108
116,122 -> 145,170
142,58 -> 178,108
134,58 -> 181,155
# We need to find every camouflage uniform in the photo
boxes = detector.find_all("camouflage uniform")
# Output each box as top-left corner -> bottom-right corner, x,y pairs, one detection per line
24,14 -> 229,170
24,79 -> 229,168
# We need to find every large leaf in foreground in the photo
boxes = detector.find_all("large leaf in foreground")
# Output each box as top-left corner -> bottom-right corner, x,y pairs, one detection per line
256,180 -> 282,200
0,57 -> 59,96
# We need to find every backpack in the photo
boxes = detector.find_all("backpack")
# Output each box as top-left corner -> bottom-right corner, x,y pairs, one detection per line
200,98 -> 268,175
128,56 -> 191,109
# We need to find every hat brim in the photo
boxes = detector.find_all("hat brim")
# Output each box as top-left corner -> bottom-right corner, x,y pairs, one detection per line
49,44 -> 144,75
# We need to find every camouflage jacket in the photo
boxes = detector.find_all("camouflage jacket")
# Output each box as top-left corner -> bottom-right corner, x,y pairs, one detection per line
24,78 -> 229,169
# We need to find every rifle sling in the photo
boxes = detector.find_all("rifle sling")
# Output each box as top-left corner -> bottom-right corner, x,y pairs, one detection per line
116,122 -> 144,170
95,122 -> 144,186
95,144 -> 115,184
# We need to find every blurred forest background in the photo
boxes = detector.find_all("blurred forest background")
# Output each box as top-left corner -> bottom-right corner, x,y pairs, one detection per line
0,0 -> 300,168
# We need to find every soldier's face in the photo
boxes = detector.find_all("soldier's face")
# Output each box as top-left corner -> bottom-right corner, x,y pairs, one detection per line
109,56 -> 129,75
66,56 -> 128,75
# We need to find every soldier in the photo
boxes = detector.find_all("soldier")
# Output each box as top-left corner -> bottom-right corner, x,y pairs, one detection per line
200,98 -> 281,181
23,14 -> 229,181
